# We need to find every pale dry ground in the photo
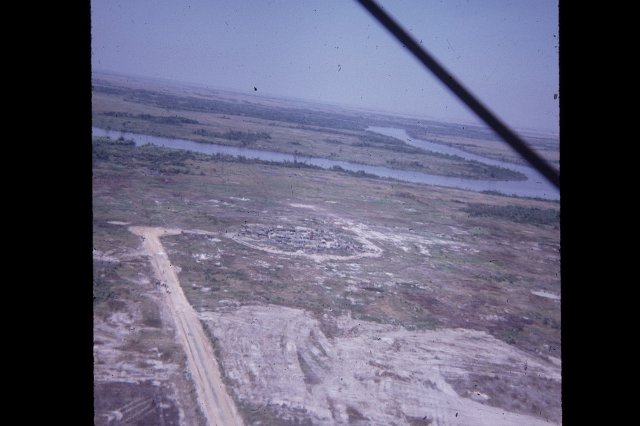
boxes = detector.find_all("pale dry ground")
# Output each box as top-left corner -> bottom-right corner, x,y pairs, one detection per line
93,251 -> 199,425
129,226 -> 243,426
530,290 -> 561,300
201,304 -> 560,426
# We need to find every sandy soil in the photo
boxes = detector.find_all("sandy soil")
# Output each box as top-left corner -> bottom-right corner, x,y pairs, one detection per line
130,226 -> 243,426
289,203 -> 318,210
530,290 -> 560,300
201,304 -> 561,425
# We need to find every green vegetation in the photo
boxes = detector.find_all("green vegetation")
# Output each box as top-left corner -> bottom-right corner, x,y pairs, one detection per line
193,128 -> 271,146
93,273 -> 114,305
330,165 -> 378,178
384,157 -> 526,180
355,132 -> 425,155
405,123 -> 498,143
93,256 -> 142,307
403,124 -> 560,169
385,159 -> 426,168
93,136 -> 394,179
341,131 -> 525,180
463,203 -> 559,226
93,78 -> 540,182
473,271 -> 519,284
93,83 -> 366,130
101,111 -> 200,125
93,136 -> 203,174
93,135 -> 135,146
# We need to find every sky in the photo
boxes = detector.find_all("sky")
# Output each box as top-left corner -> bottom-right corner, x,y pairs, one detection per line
91,0 -> 559,134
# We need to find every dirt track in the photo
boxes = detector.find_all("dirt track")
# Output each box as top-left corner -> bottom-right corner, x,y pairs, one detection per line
130,226 -> 243,426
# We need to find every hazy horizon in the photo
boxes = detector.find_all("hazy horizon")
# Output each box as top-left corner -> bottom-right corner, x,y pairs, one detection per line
91,0 -> 559,135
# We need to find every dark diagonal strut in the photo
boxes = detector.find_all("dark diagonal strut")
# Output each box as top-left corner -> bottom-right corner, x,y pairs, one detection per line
355,0 -> 560,190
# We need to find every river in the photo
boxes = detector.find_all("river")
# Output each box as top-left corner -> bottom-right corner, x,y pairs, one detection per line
92,126 -> 559,200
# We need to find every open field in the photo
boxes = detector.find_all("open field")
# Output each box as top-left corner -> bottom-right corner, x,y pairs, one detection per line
93,74 -> 560,425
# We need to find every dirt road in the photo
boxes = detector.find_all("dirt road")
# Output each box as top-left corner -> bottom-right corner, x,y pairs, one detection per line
130,226 -> 243,426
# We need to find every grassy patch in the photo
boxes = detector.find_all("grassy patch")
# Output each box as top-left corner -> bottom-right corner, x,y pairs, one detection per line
101,111 -> 200,125
463,203 -> 559,226
93,274 -> 114,305
193,129 -> 271,146
93,82 -> 365,131
93,135 -> 135,146
442,372 -> 562,423
93,260 -> 121,306
93,381 -> 182,426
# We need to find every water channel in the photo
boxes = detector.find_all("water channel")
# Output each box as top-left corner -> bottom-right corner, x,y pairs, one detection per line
93,126 -> 559,200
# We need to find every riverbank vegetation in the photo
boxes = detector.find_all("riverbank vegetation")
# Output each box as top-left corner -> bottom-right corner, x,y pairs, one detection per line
92,73 -> 535,181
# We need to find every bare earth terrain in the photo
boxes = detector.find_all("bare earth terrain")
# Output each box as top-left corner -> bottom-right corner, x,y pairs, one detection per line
202,304 -> 557,425
130,226 -> 243,426
93,73 -> 560,425
98,219 -> 560,425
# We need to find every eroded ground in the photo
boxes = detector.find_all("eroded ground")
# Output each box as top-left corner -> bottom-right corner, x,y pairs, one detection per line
201,304 -> 559,425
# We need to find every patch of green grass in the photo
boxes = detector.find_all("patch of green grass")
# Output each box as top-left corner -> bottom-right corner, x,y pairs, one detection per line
193,128 -> 271,146
93,82 -> 365,131
501,329 -> 520,345
463,203 -> 559,226
474,271 -> 519,284
93,275 -> 114,305
470,226 -> 491,236
93,135 -> 135,146
404,316 -> 440,331
93,261 -> 119,306
101,111 -> 200,125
